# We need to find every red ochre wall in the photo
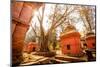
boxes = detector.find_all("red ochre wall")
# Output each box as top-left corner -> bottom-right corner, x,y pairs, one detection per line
86,36 -> 96,49
60,32 -> 82,56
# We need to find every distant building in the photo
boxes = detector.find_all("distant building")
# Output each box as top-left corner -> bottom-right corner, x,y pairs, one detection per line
85,31 -> 96,49
23,42 -> 38,53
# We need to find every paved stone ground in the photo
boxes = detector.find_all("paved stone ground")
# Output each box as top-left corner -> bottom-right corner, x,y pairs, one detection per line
20,51 -> 87,66
20,48 -> 96,66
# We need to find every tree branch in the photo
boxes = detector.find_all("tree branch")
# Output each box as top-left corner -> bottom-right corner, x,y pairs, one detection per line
30,23 -> 39,37
53,6 -> 78,29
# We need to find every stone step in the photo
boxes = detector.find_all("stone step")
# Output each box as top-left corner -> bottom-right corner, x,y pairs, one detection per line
55,55 -> 86,62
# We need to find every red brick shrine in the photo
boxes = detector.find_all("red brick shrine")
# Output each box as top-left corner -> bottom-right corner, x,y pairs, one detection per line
23,42 -> 38,53
60,25 -> 82,56
85,31 -> 96,49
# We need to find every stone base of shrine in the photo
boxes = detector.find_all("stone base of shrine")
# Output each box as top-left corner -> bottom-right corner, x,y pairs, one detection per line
35,52 -> 56,57
65,52 -> 84,57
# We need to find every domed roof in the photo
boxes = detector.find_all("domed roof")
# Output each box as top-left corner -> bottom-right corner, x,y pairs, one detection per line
64,24 -> 76,33
86,31 -> 95,36
60,24 -> 78,37
86,31 -> 95,38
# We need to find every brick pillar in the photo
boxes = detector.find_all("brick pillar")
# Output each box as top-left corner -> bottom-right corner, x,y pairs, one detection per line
12,2 -> 33,65
12,21 -> 29,65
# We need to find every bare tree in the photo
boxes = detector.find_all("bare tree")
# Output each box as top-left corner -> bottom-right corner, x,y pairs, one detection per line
79,6 -> 95,32
29,4 -> 95,56
31,4 -> 77,52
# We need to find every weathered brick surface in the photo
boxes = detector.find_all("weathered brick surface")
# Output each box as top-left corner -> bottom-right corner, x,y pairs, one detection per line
19,3 -> 33,25
12,22 -> 29,65
12,2 -> 24,19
